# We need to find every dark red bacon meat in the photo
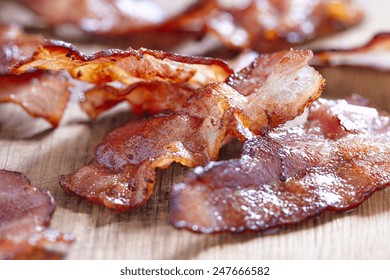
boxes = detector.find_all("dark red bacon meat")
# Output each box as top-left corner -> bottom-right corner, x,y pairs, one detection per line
170,98 -> 390,233
60,50 -> 324,211
0,170 -> 74,259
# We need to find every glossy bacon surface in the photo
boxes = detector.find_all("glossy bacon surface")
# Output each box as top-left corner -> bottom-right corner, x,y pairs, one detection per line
60,50 -> 324,211
0,170 -> 74,259
170,98 -> 390,233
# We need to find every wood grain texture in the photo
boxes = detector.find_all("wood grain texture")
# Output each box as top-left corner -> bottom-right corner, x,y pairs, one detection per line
1,0 -> 390,260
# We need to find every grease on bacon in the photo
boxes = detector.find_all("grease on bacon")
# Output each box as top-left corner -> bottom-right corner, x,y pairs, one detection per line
169,98 -> 390,233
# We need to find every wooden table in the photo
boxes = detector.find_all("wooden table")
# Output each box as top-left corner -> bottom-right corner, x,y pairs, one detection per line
1,0 -> 389,259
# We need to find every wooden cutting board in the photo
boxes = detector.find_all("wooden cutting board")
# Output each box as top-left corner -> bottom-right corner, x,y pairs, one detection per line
0,1 -> 389,260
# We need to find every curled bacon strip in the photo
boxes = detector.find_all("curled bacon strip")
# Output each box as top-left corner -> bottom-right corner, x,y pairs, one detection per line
165,0 -> 363,52
0,25 -> 70,127
60,50 -> 324,211
11,39 -> 233,119
0,170 -> 74,259
312,33 -> 390,71
170,98 -> 390,233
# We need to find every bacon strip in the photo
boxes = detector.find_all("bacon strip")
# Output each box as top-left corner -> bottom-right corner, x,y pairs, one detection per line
0,26 -> 70,126
170,98 -> 390,233
11,40 -> 232,87
60,50 -> 324,211
165,0 -> 363,52
0,170 -> 74,259
11,39 -> 233,118
0,71 -> 70,127
312,33 -> 390,71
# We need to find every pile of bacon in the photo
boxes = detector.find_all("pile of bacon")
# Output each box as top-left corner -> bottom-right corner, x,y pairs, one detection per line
1,0 -> 390,259
17,0 -> 363,52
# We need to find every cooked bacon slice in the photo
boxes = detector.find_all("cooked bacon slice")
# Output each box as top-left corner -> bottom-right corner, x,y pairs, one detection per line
165,0 -> 363,52
0,170 -> 74,259
11,40 -> 232,118
0,25 -> 70,126
18,0 -> 196,35
0,71 -> 70,127
60,50 -> 324,211
170,98 -> 390,233
312,33 -> 390,71
11,40 -> 232,86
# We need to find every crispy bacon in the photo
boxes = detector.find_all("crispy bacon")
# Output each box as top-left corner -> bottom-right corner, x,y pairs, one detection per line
11,39 -> 233,118
170,98 -> 390,233
11,40 -> 232,86
312,33 -> 390,71
60,49 -> 324,211
165,0 -> 363,52
0,170 -> 74,259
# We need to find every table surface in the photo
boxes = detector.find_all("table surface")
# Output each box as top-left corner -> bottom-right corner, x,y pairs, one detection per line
0,0 -> 389,260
